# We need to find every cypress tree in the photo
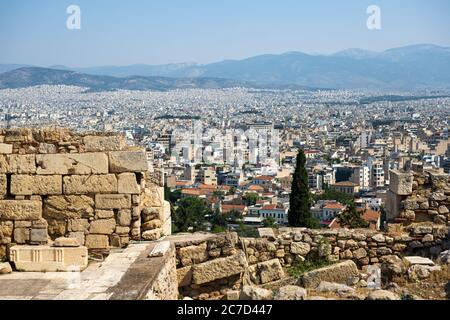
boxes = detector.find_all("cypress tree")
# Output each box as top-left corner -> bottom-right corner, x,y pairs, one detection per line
288,149 -> 317,228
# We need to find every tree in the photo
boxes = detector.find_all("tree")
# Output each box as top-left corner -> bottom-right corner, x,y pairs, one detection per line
243,193 -> 259,206
263,217 -> 277,228
336,201 -> 369,229
312,187 -> 353,205
288,149 -> 318,228
164,186 -> 182,204
173,197 -> 211,232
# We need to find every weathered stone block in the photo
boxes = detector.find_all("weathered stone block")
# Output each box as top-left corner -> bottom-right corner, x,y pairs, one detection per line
89,218 -> 116,235
63,174 -> 117,194
10,175 -> 62,195
53,237 -> 80,247
36,153 -> 109,175
95,194 -> 131,209
253,259 -> 285,284
115,226 -> 130,234
179,242 -> 208,266
85,234 -> 109,249
290,242 -> 311,256
13,227 -> 30,244
44,195 -> 94,219
389,170 -> 413,195
108,150 -> 148,173
66,219 -> 89,233
141,229 -> 160,241
386,190 -> 403,221
30,228 -> 48,244
10,245 -> 88,272
301,260 -> 359,288
0,143 -> 13,154
0,200 -> 42,220
67,231 -> 84,246
47,219 -> 67,238
95,209 -> 114,219
117,209 -> 132,226
83,135 -> 125,152
177,266 -> 193,287
0,154 -> 36,174
117,173 -> 140,194
191,251 -> 248,285
0,174 -> 6,195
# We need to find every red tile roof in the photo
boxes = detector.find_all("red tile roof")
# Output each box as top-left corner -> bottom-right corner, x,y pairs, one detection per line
323,203 -> 346,210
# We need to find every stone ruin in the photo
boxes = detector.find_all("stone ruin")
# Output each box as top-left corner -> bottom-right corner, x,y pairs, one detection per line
0,128 -> 171,271
170,169 -> 450,300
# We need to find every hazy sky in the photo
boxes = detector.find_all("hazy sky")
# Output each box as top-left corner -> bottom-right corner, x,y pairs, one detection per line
1,0 -> 450,67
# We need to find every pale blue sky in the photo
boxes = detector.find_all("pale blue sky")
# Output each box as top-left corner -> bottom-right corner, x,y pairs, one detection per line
1,0 -> 449,67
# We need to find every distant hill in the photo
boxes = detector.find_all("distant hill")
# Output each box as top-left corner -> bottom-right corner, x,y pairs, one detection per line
0,67 -> 252,91
2,44 -> 450,90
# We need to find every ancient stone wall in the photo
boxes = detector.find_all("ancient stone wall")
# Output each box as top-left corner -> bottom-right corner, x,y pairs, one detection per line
0,128 -> 171,260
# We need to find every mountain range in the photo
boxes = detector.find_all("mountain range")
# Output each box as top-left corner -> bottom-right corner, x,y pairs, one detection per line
1,44 -> 450,91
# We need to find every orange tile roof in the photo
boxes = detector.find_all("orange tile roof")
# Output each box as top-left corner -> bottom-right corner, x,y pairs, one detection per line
261,204 -> 277,210
323,203 -> 346,210
247,185 -> 264,191
222,204 -> 247,213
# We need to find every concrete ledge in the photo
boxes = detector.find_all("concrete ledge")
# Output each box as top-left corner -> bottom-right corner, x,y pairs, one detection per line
9,245 -> 88,272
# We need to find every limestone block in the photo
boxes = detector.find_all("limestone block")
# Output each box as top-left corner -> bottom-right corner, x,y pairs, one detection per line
108,150 -> 148,173
10,175 -> 62,195
177,266 -> 193,287
63,174 -> 117,195
44,195 -> 94,219
258,228 -> 276,240
389,170 -> 413,195
83,135 -> 125,152
32,219 -> 48,229
0,154 -> 36,174
89,218 -> 116,235
0,262 -> 12,274
178,242 -> 208,266
66,219 -> 89,234
386,190 -> 403,221
10,245 -> 88,272
85,234 -> 109,249
0,174 -> 6,195
47,219 -> 67,238
301,260 -> 359,288
290,242 -> 311,256
0,200 -> 42,220
68,232 -> 85,246
53,237 -> 80,247
117,209 -> 132,226
115,226 -> 130,234
191,251 -> 248,285
30,228 -> 48,244
254,259 -> 285,284
117,173 -> 140,194
95,194 -> 131,209
0,143 -> 13,154
0,221 -> 13,239
14,227 -> 30,244
36,153 -> 109,175
141,185 -> 164,207
141,229 -> 161,241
